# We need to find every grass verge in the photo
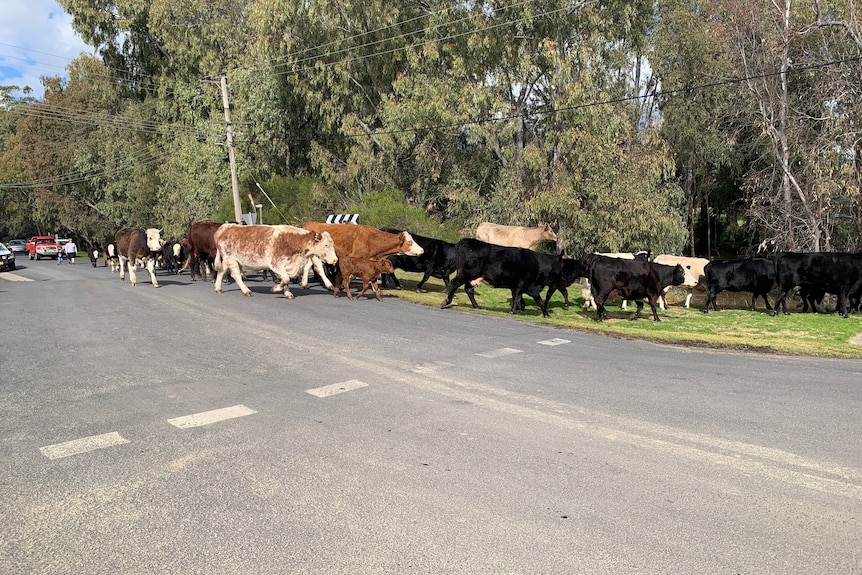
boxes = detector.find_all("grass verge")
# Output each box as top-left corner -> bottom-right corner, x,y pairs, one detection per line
378,272 -> 862,359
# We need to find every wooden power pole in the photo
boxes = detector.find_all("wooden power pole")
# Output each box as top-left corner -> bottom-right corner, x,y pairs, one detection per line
220,76 -> 242,223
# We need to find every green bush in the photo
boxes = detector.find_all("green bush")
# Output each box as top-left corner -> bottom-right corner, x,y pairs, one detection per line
346,189 -> 463,241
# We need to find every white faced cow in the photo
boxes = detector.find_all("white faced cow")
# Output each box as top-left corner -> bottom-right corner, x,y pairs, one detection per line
115,227 -> 162,287
213,224 -> 337,299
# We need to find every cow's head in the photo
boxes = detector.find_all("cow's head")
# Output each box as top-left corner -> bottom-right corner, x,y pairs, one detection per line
314,231 -> 338,265
672,264 -> 687,287
683,264 -> 699,287
399,232 -> 424,256
540,223 -> 559,243
145,228 -> 162,252
379,258 -> 395,274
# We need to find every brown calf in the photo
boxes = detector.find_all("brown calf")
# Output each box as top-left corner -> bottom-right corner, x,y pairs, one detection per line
333,256 -> 395,301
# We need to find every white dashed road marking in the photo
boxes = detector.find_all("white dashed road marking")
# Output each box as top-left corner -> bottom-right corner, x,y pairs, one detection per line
476,347 -> 523,358
306,379 -> 369,398
538,338 -> 571,346
412,361 -> 455,374
40,432 -> 130,460
168,404 -> 257,429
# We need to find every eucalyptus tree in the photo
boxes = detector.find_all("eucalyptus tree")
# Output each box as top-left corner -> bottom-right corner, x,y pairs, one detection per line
652,0 -> 735,257
713,0 -> 862,251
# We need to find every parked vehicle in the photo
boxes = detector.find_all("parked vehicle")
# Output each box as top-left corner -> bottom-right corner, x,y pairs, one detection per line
6,239 -> 26,254
0,243 -> 16,271
26,236 -> 60,260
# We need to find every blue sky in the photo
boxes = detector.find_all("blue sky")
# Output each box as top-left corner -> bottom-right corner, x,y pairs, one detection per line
0,0 -> 92,99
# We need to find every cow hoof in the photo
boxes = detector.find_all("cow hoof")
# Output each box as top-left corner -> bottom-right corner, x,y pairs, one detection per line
284,293 -> 294,299
243,291 -> 253,297
153,284 -> 160,288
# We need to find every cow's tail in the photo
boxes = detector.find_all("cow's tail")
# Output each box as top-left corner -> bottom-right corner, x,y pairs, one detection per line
213,250 -> 223,272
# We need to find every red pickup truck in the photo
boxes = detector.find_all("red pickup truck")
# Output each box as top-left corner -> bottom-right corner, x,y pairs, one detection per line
26,236 -> 60,260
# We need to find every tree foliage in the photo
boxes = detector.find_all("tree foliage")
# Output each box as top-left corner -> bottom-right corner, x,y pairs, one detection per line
2,0 -> 861,257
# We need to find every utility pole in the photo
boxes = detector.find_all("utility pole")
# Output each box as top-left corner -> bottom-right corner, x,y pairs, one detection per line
220,75 -> 242,223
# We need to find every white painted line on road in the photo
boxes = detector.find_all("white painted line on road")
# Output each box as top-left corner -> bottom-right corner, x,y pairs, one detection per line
168,405 -> 257,429
305,379 -> 369,398
476,347 -> 523,358
538,338 -> 571,346
0,272 -> 32,282
412,361 -> 455,374
40,432 -> 129,460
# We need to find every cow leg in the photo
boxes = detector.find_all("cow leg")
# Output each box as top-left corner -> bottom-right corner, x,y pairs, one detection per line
344,274 -> 355,300
128,261 -> 139,286
145,257 -> 160,288
355,278 -> 371,299
648,297 -> 661,321
526,287 -> 549,317
307,256 -> 335,291
371,279 -> 383,301
684,290 -> 693,309
464,283 -> 480,309
762,293 -> 773,310
836,290 -> 850,318
593,289 -> 611,322
118,256 -> 127,281
772,290 -> 790,316
440,275 -> 465,309
543,287 -> 557,311
630,300 -> 644,320
560,287 -> 570,310
384,272 -> 403,290
214,265 -> 226,293
228,263 -> 253,296
703,288 -> 718,313
281,277 -> 295,299
416,272 -> 432,292
509,288 -> 524,314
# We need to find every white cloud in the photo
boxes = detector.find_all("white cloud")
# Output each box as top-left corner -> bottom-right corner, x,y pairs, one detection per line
0,0 -> 93,99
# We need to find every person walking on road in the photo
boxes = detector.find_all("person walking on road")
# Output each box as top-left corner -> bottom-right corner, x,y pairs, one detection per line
64,239 -> 78,264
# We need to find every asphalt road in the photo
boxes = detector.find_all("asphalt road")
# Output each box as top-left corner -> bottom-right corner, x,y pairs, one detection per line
1,259 -> 861,574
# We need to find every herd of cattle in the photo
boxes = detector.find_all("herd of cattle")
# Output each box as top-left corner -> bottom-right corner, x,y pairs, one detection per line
90,222 -> 862,322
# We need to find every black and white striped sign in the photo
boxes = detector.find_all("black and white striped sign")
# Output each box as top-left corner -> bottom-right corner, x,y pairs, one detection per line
326,213 -> 360,224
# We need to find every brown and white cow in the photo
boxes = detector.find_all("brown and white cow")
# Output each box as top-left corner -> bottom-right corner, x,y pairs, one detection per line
300,222 -> 424,288
476,222 -> 560,252
333,256 -> 395,301
213,224 -> 337,298
652,255 -> 709,309
115,227 -> 162,287
180,221 -> 222,281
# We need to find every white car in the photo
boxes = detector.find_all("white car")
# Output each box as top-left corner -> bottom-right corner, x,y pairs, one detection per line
0,242 -> 16,272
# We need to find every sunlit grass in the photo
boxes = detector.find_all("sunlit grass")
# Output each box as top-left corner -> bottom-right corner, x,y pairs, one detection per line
380,272 -> 862,359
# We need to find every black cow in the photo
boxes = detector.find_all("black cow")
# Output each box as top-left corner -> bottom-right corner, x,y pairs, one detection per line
440,238 -> 562,317
702,258 -> 775,313
543,258 -> 590,311
160,241 -> 187,275
773,252 -> 862,318
87,246 -> 101,268
585,255 -> 685,322
379,229 -> 457,292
